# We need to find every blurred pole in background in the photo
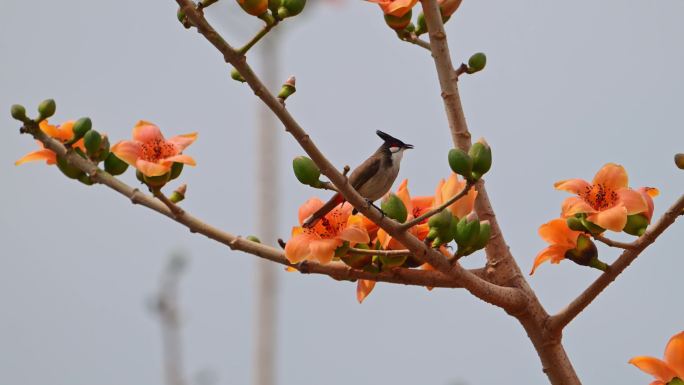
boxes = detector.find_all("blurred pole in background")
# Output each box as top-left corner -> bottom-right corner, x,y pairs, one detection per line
253,32 -> 280,385
153,253 -> 189,385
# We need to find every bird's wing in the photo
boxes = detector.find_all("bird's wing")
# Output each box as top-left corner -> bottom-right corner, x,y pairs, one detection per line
349,156 -> 381,192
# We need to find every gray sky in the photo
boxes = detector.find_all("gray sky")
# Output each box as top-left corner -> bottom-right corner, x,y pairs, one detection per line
2,1 -> 683,384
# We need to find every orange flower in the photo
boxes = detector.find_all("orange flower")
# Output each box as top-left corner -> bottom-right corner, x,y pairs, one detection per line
530,218 -> 582,275
285,198 -> 370,264
15,120 -> 84,166
555,163 -> 647,232
638,187 -> 660,222
629,331 -> 684,385
111,121 -> 197,177
366,0 -> 418,17
434,173 -> 478,219
438,0 -> 462,17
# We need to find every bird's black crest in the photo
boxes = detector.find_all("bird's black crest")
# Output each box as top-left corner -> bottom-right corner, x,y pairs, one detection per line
376,130 -> 413,149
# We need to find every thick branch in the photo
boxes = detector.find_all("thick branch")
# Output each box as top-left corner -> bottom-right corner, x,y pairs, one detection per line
175,0 -> 526,312
548,193 -> 684,332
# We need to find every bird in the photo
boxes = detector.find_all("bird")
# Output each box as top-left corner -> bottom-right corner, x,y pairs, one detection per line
302,130 -> 413,228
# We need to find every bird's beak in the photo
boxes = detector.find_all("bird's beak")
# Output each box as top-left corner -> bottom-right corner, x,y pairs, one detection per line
404,143 -> 414,149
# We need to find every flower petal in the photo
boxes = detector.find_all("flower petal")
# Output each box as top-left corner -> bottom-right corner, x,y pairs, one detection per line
538,218 -> 579,247
356,279 -> 376,304
338,224 -> 370,244
298,197 -> 324,225
530,245 -> 566,275
629,356 -> 677,382
665,332 -> 684,379
110,140 -> 141,166
554,178 -> 591,195
618,188 -> 648,215
308,238 -> 340,264
132,121 -> 164,143
396,179 -> 412,212
593,163 -> 628,190
587,205 -> 628,232
15,149 -> 56,165
168,132 -> 198,152
162,154 -> 197,166
136,159 -> 171,177
284,233 -> 316,263
560,196 -> 596,217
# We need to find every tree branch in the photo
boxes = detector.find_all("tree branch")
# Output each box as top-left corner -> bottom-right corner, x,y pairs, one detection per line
548,193 -> 684,333
592,233 -> 635,249
174,0 -> 526,312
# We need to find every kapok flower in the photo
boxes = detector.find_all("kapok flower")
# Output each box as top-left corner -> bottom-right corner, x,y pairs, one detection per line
365,0 -> 419,17
285,198 -> 370,264
15,120 -> 84,166
638,187 -> 660,222
629,331 -> 684,385
530,218 -> 582,275
111,121 -> 197,177
555,163 -> 647,232
434,173 -> 478,219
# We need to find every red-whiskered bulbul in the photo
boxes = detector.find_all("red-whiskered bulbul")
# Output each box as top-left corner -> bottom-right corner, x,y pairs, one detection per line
302,130 -> 413,228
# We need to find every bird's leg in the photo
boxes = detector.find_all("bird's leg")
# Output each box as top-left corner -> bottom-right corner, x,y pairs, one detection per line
352,198 -> 385,218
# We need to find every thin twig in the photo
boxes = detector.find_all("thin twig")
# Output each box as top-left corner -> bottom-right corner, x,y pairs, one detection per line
401,180 -> 474,229
548,193 -> 684,333
347,247 -> 413,257
153,189 -> 185,217
592,234 -> 635,249
238,20 -> 279,55
399,31 -> 431,51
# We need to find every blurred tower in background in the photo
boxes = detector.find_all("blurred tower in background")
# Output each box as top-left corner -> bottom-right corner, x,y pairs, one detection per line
253,32 -> 280,385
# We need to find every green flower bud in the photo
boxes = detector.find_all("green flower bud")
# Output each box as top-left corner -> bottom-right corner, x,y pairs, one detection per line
231,68 -> 246,83
170,162 -> 184,180
292,155 -> 321,187
380,253 -> 408,269
246,235 -> 261,243
268,0 -> 281,15
56,156 -> 84,179
381,193 -> 408,223
468,138 -> 492,179
472,220 -> 491,251
566,216 -> 585,232
37,99 -> 56,121
177,8 -> 186,23
675,153 -> 684,170
143,172 -> 171,189
169,184 -> 187,203
454,215 -> 480,248
466,52 -> 487,74
334,241 -> 351,259
448,148 -> 473,179
427,209 -> 452,231
564,234 -> 604,271
83,130 -> 102,157
277,0 -> 306,18
68,117 -> 92,145
104,152 -> 129,176
341,243 -> 373,269
668,377 -> 684,385
10,104 -> 28,122
623,213 -> 649,236
415,12 -> 427,35
277,76 -> 296,101
95,135 -> 110,162
427,209 -> 453,246
384,9 -> 412,30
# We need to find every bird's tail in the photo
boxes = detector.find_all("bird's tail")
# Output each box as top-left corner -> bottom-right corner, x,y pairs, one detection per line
302,193 -> 345,228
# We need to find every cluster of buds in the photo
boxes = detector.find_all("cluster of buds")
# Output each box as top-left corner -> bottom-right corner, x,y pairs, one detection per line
12,99 -> 129,185
236,0 -> 306,22
425,209 -> 490,255
448,138 -> 492,182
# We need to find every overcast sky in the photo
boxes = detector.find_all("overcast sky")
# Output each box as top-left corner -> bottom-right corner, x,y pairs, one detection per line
2,1 -> 683,384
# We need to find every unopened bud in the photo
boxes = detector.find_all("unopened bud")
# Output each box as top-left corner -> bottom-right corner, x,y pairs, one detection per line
37,99 -> 56,121
143,172 -> 171,189
448,148 -> 473,180
237,0 -> 269,17
277,76 -> 296,100
67,117 -> 92,146
380,253 -> 408,269
427,209 -> 454,246
56,156 -> 84,180
415,13 -> 427,36
564,234 -> 604,271
292,155 -> 321,187
468,138 -> 492,179
384,9 -> 412,31
466,52 -> 487,74
10,104 -> 28,122
268,0 -> 281,15
169,184 -> 187,203
381,193 -> 408,223
675,153 -> 684,170
231,68 -> 246,83
78,174 -> 95,186
472,220 -> 491,251
277,0 -> 306,18
341,243 -> 373,269
104,152 -> 129,176
246,235 -> 261,243
83,130 -> 102,158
